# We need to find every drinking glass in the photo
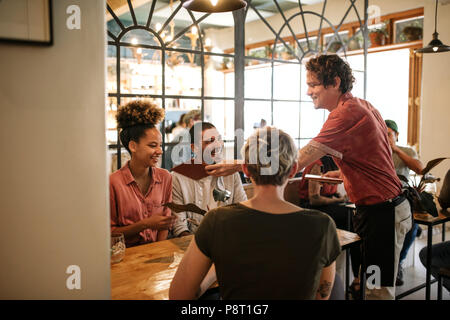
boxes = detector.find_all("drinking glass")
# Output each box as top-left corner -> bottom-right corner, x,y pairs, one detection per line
111,233 -> 126,264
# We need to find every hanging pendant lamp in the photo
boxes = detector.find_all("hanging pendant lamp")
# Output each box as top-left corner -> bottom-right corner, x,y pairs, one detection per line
181,0 -> 247,13
415,0 -> 450,53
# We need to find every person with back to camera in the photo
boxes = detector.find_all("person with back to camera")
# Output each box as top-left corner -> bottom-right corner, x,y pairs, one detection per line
385,119 -> 425,286
169,127 -> 341,300
110,100 -> 176,247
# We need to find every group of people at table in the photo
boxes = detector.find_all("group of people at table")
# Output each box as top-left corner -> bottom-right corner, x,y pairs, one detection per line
110,54 -> 449,300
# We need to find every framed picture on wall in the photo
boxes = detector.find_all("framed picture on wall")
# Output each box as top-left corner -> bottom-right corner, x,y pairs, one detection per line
0,0 -> 53,46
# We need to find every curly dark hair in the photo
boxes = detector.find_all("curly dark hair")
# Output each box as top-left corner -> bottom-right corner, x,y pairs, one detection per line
305,54 -> 355,93
116,100 -> 165,153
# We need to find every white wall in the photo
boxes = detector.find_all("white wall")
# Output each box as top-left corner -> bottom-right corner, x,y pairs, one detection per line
0,0 -> 110,299
420,0 -> 450,192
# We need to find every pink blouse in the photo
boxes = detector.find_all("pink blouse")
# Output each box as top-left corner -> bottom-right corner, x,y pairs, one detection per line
110,162 -> 172,247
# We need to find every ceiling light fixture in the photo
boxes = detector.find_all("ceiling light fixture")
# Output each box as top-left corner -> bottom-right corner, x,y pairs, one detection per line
181,0 -> 247,13
415,0 -> 450,53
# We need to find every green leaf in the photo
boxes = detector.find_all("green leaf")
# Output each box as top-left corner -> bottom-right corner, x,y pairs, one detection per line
419,191 -> 438,217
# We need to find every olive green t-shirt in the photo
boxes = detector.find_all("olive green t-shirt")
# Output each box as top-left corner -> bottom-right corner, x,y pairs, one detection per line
195,203 -> 341,300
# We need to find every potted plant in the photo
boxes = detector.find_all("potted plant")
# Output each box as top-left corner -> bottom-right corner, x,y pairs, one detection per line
400,157 -> 449,217
369,27 -> 388,47
402,26 -> 423,41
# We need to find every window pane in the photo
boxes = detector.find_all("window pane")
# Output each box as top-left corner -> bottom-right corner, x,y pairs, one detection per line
300,102 -> 325,138
273,63 -> 301,100
245,60 -> 272,99
107,45 -> 117,93
121,29 -> 160,47
352,70 -> 365,99
273,102 -> 300,139
248,46 -> 269,59
106,97 -> 118,145
204,99 -> 234,141
395,17 -> 423,43
324,31 -> 349,53
205,55 -> 234,98
106,16 -> 123,38
273,42 -> 296,61
244,100 -> 271,139
366,49 -> 409,146
165,56 -> 202,96
200,11 -> 235,54
299,138 -> 311,149
300,64 -> 311,102
120,47 -> 162,95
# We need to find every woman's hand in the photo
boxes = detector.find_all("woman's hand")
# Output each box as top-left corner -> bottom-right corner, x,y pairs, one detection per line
142,215 -> 177,231
205,160 -> 243,177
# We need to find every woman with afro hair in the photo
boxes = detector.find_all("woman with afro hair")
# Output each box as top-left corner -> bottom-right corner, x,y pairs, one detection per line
110,100 -> 176,247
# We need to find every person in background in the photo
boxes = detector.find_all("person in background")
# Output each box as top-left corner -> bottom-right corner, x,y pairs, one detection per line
110,100 -> 176,247
169,127 -> 341,300
171,122 -> 247,237
205,55 -> 411,300
164,109 -> 201,170
385,119 -> 425,286
171,113 -> 187,138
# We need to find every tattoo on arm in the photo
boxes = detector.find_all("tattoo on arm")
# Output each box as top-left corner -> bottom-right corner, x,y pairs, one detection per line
300,144 -> 316,157
317,280 -> 332,298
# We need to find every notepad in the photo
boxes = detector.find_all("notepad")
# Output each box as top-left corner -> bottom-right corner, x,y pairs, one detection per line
171,162 -> 209,180
304,174 -> 343,184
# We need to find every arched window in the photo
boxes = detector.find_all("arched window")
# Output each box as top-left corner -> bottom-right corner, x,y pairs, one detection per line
106,0 -> 368,171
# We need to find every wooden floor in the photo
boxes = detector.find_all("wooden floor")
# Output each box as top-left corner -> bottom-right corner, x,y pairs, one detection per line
395,226 -> 450,300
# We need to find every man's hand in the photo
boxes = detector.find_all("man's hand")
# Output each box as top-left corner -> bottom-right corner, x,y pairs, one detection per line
179,231 -> 192,237
142,215 -> 177,231
323,170 -> 341,179
387,130 -> 399,153
334,194 -> 348,203
205,160 -> 243,177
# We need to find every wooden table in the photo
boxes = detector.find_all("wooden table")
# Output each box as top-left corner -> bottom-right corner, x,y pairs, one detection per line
111,230 -> 361,300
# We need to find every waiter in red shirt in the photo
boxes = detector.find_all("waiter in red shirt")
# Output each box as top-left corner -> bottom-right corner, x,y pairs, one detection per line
206,54 -> 412,300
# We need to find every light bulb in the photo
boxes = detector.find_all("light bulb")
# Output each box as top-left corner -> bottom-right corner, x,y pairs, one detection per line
155,23 -> 162,31
137,48 -> 142,54
131,38 -> 138,45
205,38 -> 212,47
433,46 -> 438,52
210,0 -> 219,6
191,26 -> 198,35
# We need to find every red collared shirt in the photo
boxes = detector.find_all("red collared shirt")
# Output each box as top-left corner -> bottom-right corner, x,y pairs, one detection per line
110,161 -> 172,246
311,93 -> 402,205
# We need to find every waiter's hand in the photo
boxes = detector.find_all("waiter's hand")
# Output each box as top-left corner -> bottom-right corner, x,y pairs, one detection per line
205,160 -> 243,177
387,130 -> 399,153
323,170 -> 341,179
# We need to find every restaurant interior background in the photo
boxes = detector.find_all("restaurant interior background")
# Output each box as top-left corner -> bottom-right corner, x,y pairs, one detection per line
0,0 -> 449,299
